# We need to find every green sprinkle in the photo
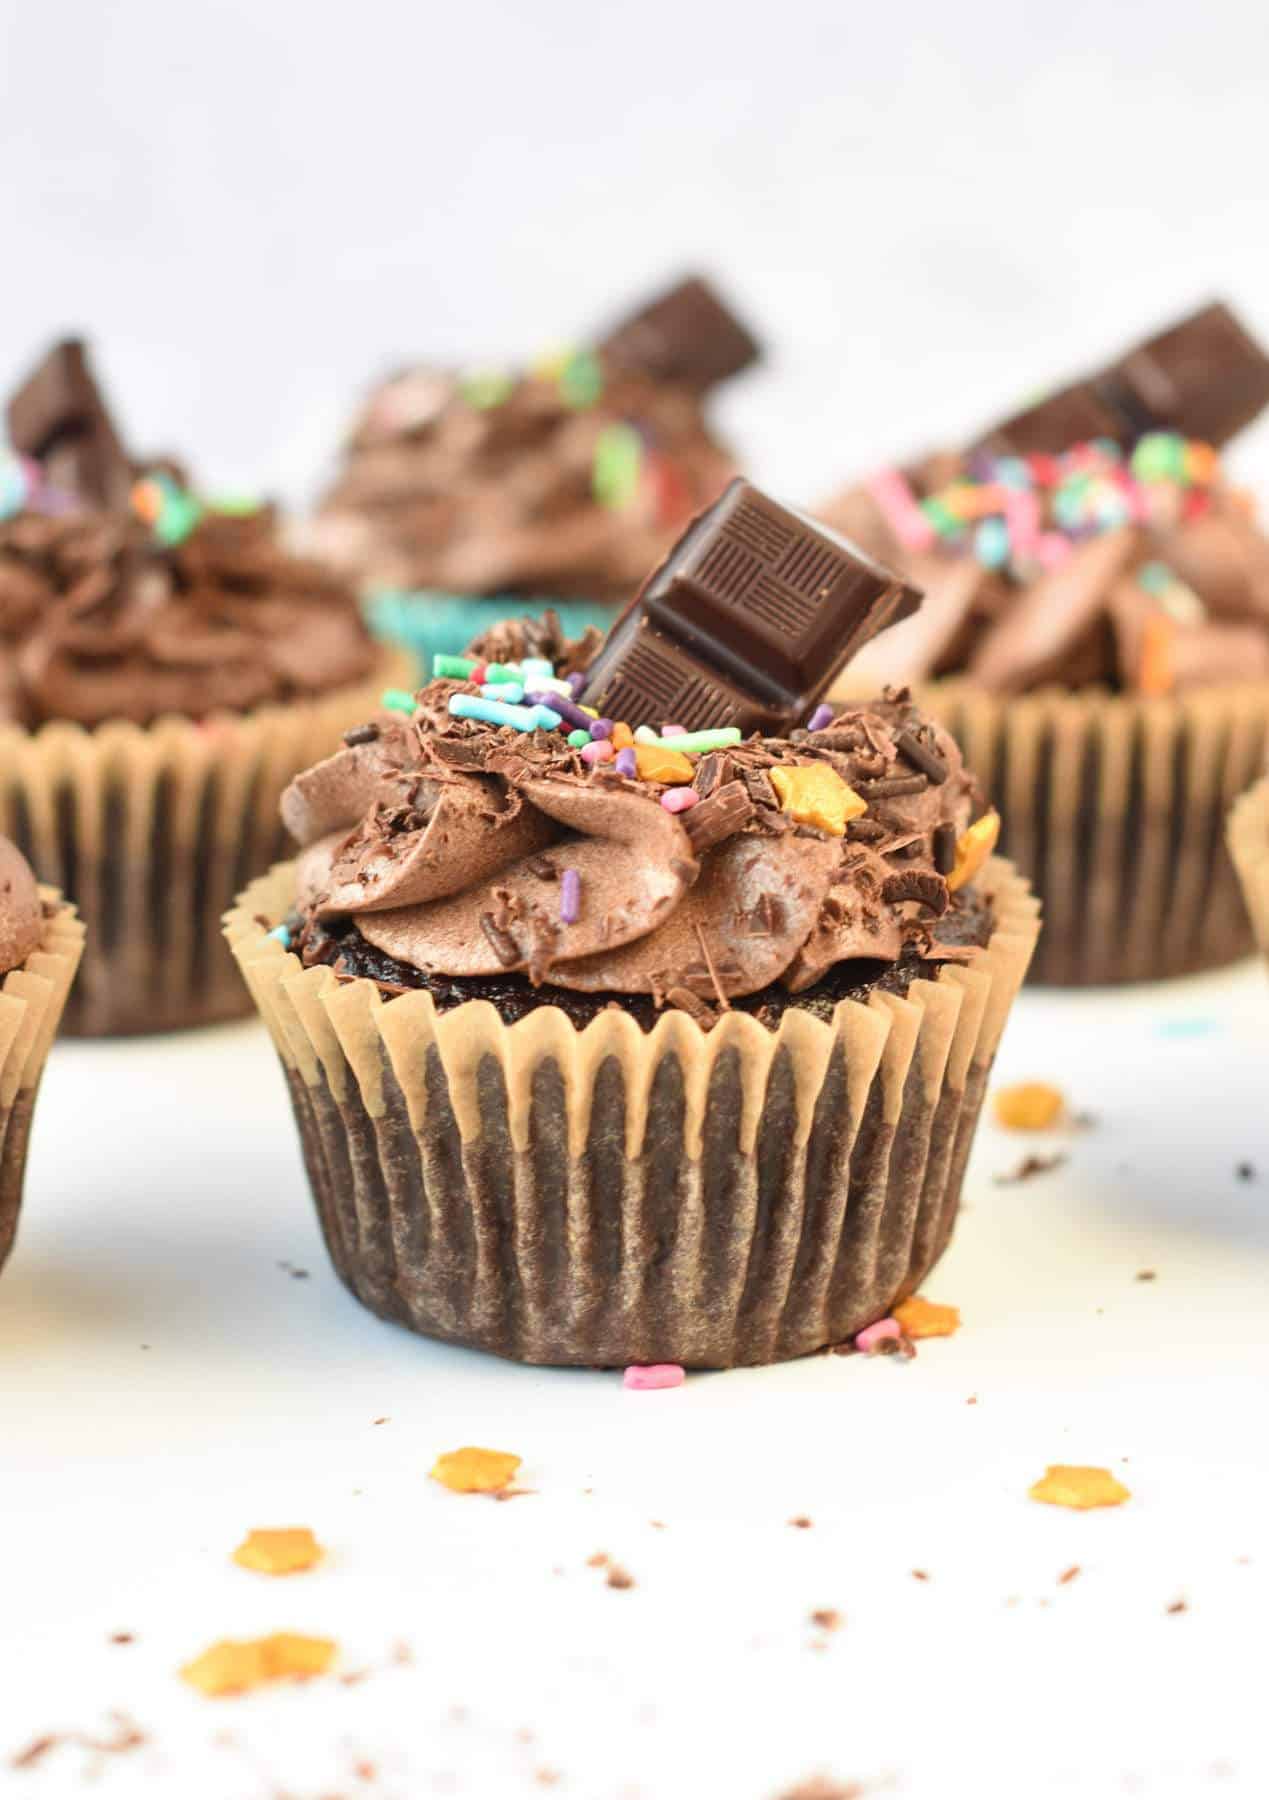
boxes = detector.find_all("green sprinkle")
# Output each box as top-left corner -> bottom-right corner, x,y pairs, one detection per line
558,348 -> 604,410
592,422 -> 643,510
154,488 -> 203,547
460,367 -> 515,410
920,496 -> 961,537
1137,561 -> 1174,597
642,728 -> 743,755
1131,432 -> 1186,484
433,654 -> 477,679
381,688 -> 417,714
483,663 -> 523,683
207,493 -> 263,516
567,728 -> 591,748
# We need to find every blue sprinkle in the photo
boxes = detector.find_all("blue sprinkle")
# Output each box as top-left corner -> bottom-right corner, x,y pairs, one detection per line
1155,1017 -> 1219,1039
449,693 -> 561,733
267,924 -> 292,949
481,681 -> 524,703
973,516 -> 1011,569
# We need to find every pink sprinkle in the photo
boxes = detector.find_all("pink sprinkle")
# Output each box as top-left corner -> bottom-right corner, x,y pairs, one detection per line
866,467 -> 937,552
1036,532 -> 1073,571
1004,489 -> 1041,556
660,724 -> 686,737
855,1318 -> 902,1354
580,739 -> 614,765
623,1364 -> 685,1391
806,703 -> 835,732
560,867 -> 580,924
660,786 -> 699,814
615,748 -> 638,778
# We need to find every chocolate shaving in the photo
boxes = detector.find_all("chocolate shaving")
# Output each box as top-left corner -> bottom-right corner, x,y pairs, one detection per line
478,912 -> 521,967
932,821 -> 958,875
428,735 -> 490,769
846,817 -> 886,843
880,870 -> 949,916
894,727 -> 948,785
854,773 -> 929,800
665,984 -> 718,1027
693,750 -> 734,797
683,780 -> 754,853
342,721 -> 381,747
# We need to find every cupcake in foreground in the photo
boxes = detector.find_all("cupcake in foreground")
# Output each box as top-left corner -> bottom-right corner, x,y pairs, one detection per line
822,300 -> 1269,985
0,835 -> 84,1274
308,275 -> 759,671
227,481 -> 1039,1368
0,338 -> 403,1035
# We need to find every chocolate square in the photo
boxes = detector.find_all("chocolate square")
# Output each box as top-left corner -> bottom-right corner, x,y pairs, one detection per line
598,275 -> 761,391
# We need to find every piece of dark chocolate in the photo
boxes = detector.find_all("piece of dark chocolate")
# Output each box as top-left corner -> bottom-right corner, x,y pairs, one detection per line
972,300 -> 1269,456
7,339 -> 133,509
598,276 -> 760,391
580,479 -> 922,735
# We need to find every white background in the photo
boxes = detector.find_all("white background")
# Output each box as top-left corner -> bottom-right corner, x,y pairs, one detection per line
5,8 -> 1269,1796
2,968 -> 1269,1799
2,0 -> 1269,511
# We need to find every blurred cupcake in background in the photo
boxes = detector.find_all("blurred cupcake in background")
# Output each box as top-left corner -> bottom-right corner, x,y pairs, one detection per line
306,274 -> 760,674
0,338 -> 402,1035
0,835 -> 83,1275
821,301 -> 1269,985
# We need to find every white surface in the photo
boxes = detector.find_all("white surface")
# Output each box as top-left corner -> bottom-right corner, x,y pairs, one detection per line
3,0 -> 1269,510
2,962 -> 1268,1798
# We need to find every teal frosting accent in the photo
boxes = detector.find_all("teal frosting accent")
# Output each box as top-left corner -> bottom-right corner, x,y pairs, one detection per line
363,591 -> 619,682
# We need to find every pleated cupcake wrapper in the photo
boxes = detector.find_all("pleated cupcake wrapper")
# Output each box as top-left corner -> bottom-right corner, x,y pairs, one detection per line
0,892 -> 86,1273
0,650 -> 409,1037
1227,778 -> 1269,960
832,676 -> 1269,986
225,858 -> 1039,1368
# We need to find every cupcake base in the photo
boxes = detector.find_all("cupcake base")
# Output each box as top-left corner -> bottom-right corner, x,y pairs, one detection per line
0,892 -> 86,1275
1227,777 -> 1269,958
0,651 -> 408,1037
226,859 -> 1039,1368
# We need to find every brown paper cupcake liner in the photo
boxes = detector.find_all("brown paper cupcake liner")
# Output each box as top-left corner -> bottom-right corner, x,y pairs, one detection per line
225,858 -> 1039,1368
1227,777 -> 1269,958
834,678 -> 1269,986
0,651 -> 409,1036
0,891 -> 86,1274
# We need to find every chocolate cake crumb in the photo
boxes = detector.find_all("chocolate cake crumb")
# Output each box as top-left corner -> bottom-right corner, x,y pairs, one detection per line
788,1516 -> 813,1529
994,1152 -> 1068,1185
1135,1269 -> 1157,1282
1058,1565 -> 1081,1585
911,1569 -> 930,1582
1166,1598 -> 1189,1614
1237,1161 -> 1256,1181
809,1608 -> 842,1632
605,1564 -> 635,1590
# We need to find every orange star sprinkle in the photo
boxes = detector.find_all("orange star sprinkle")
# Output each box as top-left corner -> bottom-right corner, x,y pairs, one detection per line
947,808 -> 1000,893
893,1296 -> 960,1339
1029,1466 -> 1131,1510
634,745 -> 694,785
430,1447 -> 522,1494
769,764 -> 867,837
232,1528 -> 324,1576
993,1082 -> 1065,1131
180,1632 -> 337,1696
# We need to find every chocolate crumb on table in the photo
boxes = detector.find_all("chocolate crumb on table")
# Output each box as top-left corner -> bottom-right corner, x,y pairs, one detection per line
605,1564 -> 635,1590
1058,1566 -> 1082,1585
809,1608 -> 842,1632
994,1152 -> 1068,1185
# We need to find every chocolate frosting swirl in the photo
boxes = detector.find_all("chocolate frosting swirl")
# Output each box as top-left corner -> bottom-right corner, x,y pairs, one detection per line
309,363 -> 738,602
0,835 -> 44,975
283,672 -> 983,1016
0,505 -> 376,728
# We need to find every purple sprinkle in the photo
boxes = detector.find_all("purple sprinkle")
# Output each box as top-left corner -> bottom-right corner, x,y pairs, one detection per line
588,718 -> 614,740
560,868 -> 581,925
807,703 -> 835,732
615,747 -> 637,779
567,670 -> 587,697
526,689 -> 594,732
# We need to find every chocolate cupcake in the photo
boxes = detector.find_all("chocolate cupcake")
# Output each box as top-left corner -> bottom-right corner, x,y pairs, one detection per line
0,836 -> 84,1274
0,339 -> 405,1035
307,275 -> 759,672
226,483 -> 1038,1367
822,300 -> 1269,985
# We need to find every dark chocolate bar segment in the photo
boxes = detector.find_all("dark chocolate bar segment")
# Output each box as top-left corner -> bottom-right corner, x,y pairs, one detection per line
580,479 -> 921,734
972,300 -> 1269,457
7,338 -> 133,508
1101,301 -> 1269,449
598,276 -> 761,391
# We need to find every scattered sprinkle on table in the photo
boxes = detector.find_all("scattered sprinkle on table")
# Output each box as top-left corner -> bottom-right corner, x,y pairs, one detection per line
623,1363 -> 685,1390
893,1296 -> 960,1339
1058,1565 -> 1082,1585
180,1632 -> 337,1696
430,1446 -> 522,1493
232,1527 -> 324,1575
993,1082 -> 1066,1130
1029,1466 -> 1131,1510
